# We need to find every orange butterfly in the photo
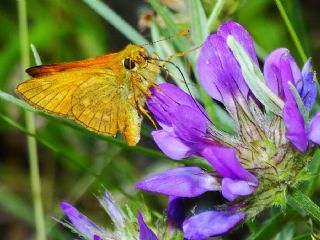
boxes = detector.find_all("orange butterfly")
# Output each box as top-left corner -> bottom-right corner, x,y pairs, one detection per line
16,44 -> 160,146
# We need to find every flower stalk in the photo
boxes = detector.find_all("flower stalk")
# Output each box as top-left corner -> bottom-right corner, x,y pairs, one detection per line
275,0 -> 307,63
17,0 -> 46,239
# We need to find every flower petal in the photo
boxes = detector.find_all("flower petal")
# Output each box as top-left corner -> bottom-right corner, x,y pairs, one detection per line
201,146 -> 258,184
151,129 -> 194,160
197,34 -> 249,114
298,59 -> 317,112
147,83 -> 205,126
168,196 -> 185,229
135,167 -> 221,197
308,112 -> 320,145
93,235 -> 102,240
172,105 -> 210,143
60,202 -> 102,238
100,191 -> 124,227
217,21 -> 258,65
183,209 -> 246,240
137,212 -> 158,240
282,101 -> 308,152
222,178 -> 256,201
264,48 -> 301,101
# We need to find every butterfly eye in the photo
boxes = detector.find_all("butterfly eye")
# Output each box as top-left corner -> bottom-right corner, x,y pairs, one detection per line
123,58 -> 136,70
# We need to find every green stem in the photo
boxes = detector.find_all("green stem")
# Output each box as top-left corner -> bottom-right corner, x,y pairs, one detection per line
287,188 -> 320,223
207,0 -> 224,30
274,0 -> 307,63
17,1 -> 46,239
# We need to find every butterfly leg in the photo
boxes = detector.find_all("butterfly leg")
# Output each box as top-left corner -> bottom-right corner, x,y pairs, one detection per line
138,104 -> 158,129
131,79 -> 158,129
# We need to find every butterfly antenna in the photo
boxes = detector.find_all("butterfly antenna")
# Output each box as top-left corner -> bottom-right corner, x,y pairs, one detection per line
148,57 -> 214,125
143,29 -> 189,46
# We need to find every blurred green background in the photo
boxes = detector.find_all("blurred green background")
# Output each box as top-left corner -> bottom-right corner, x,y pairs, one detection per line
1,0 -> 320,239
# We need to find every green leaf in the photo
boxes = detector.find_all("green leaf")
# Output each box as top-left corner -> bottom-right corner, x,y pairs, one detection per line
30,44 -> 42,65
247,212 -> 292,240
148,0 -> 189,52
288,188 -> 320,223
82,0 -> 152,51
306,149 -> 320,196
227,35 -> 284,115
293,234 -> 313,240
207,0 -> 225,31
274,223 -> 295,240
274,0 -> 307,63
0,185 -> 68,238
0,185 -> 34,223
288,82 -> 308,121
188,0 -> 208,46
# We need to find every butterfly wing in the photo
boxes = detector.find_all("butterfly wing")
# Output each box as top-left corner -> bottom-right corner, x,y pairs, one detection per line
16,67 -> 132,140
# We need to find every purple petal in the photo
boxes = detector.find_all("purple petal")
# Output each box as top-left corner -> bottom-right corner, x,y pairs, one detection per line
197,34 -> 249,115
101,191 -> 124,226
308,112 -> 320,145
93,235 -> 102,240
217,21 -> 259,65
168,196 -> 185,229
151,129 -> 194,160
172,105 -> 210,143
60,202 -> 101,238
298,59 -> 317,112
183,209 -> 246,240
221,178 -> 256,201
264,48 -> 301,101
200,146 -> 258,184
153,83 -> 202,108
148,83 -> 211,159
137,212 -> 158,240
282,101 -> 308,152
135,167 -> 221,197
147,83 -> 206,126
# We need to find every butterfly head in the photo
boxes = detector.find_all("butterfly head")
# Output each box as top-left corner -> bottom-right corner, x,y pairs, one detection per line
121,44 -> 151,71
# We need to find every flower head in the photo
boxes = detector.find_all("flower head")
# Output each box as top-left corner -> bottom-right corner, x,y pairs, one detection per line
137,21 -> 320,239
60,191 -> 158,240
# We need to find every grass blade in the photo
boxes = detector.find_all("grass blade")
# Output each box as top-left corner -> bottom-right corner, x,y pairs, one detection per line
17,1 -> 46,239
188,0 -> 208,46
275,0 -> 307,63
0,91 -> 169,160
82,0 -> 150,49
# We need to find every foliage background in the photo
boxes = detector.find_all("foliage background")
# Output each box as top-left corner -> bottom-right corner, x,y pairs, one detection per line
1,0 -> 320,239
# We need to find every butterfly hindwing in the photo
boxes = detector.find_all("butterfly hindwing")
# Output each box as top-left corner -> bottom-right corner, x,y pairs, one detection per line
71,72 -> 120,136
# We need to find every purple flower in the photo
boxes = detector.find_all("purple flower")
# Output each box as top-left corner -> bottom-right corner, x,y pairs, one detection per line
60,191 -> 158,240
264,49 -> 319,152
139,21 -> 320,239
